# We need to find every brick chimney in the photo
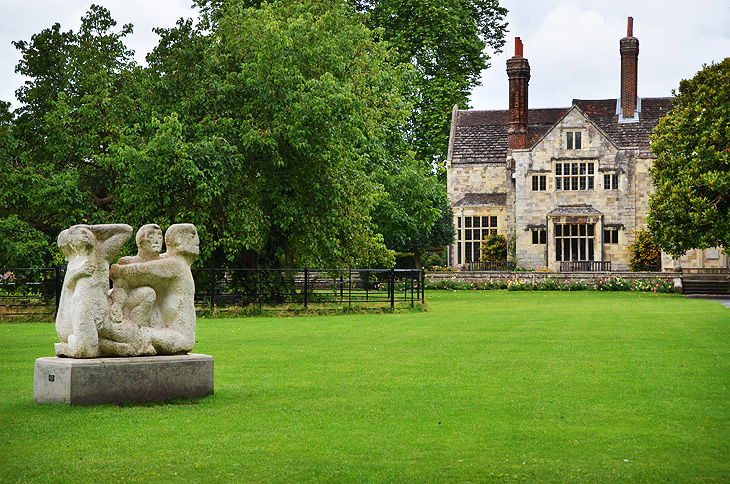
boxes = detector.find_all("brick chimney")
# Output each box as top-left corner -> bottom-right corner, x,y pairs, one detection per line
507,37 -> 530,150
620,17 -> 639,118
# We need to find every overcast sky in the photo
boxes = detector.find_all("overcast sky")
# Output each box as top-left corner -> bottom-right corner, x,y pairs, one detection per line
2,1 -> 729,112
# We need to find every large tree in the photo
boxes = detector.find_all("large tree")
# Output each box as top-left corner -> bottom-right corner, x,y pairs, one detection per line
648,58 -> 730,258
354,0 -> 507,174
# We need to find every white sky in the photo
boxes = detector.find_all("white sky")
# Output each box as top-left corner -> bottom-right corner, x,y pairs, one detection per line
1,1 -> 729,111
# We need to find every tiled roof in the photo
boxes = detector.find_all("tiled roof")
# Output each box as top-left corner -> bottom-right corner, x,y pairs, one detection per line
450,98 -> 672,163
453,192 -> 508,207
451,109 -> 567,164
573,98 -> 673,149
548,204 -> 603,216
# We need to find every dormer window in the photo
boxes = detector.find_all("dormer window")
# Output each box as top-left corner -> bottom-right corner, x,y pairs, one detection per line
566,131 -> 582,150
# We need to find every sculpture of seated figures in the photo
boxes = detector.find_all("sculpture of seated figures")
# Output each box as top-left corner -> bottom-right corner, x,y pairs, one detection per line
55,224 -> 133,358
99,224 -> 163,356
109,224 -> 199,355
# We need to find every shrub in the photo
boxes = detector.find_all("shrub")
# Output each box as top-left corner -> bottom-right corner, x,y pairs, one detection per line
481,234 -> 507,262
628,230 -> 661,271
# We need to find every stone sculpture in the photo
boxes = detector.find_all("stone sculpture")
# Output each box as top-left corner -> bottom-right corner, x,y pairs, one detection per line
55,224 -> 133,358
54,223 -> 199,358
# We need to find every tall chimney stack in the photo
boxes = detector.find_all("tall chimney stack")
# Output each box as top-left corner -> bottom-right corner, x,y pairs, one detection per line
507,37 -> 530,150
620,17 -> 639,118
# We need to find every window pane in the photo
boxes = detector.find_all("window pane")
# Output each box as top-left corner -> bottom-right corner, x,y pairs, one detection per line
588,177 -> 594,190
465,229 -> 472,241
571,239 -> 579,260
457,217 -> 462,228
491,216 -> 497,228
474,243 -> 480,261
533,231 -> 538,244
588,162 -> 594,175
556,177 -> 562,190
465,217 -> 472,228
556,238 -> 562,261
457,244 -> 461,264
604,230 -> 610,242
613,175 -> 619,190
465,243 -> 472,262
555,225 -> 562,236
587,224 -> 594,236
556,164 -> 562,175
580,163 -> 586,175
532,176 -> 538,191
572,163 -> 579,175
457,230 -> 461,241
540,230 -> 546,244
540,176 -> 546,191
580,238 -> 586,260
575,132 -> 582,149
580,177 -> 586,190
613,230 -> 619,243
567,132 -> 573,149
604,174 -> 611,189
473,217 -> 480,228
588,239 -> 594,260
571,225 -> 578,236
572,177 -> 578,190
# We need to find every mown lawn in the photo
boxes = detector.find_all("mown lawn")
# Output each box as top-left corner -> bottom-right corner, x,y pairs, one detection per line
1,291 -> 729,483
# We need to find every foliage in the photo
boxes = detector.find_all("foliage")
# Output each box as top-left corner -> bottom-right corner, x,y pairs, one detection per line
480,233 -> 507,261
648,58 -> 730,257
627,230 -> 662,272
5,1 -> 448,269
355,0 -> 508,175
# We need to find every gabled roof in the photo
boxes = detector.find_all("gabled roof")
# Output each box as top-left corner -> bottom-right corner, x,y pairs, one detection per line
451,109 -> 568,164
449,98 -> 672,164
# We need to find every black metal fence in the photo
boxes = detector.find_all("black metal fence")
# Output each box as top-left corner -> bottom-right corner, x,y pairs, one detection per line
0,267 -> 425,319
192,268 -> 425,311
559,261 -> 612,272
465,261 -> 516,271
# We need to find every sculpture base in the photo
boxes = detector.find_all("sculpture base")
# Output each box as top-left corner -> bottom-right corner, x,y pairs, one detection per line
33,354 -> 214,406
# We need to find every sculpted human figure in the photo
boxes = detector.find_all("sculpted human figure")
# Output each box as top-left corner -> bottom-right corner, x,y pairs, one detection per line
100,224 -> 163,356
55,224 -> 133,358
109,224 -> 199,355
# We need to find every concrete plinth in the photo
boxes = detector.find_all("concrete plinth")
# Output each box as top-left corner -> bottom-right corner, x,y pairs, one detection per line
34,353 -> 214,405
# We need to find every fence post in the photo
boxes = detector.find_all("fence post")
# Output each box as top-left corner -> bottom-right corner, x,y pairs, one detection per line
421,268 -> 425,304
390,268 -> 395,310
209,268 -> 216,311
55,265 -> 62,310
304,268 -> 309,309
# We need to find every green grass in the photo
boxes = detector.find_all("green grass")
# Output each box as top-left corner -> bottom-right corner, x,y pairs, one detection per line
1,291 -> 729,483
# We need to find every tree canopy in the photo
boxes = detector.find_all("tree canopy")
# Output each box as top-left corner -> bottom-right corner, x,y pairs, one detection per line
0,0 -> 505,268
648,58 -> 730,258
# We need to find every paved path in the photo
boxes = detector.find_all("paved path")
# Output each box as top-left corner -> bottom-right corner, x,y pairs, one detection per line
687,295 -> 730,308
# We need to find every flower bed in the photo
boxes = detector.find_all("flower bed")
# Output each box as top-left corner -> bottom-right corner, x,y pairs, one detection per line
425,272 -> 674,293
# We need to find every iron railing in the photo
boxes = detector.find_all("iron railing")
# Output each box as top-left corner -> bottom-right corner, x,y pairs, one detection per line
0,267 -> 425,318
465,261 -> 516,271
559,261 -> 612,272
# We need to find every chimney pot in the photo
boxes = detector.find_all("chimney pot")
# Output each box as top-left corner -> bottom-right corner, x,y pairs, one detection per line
627,17 -> 633,37
515,37 -> 523,57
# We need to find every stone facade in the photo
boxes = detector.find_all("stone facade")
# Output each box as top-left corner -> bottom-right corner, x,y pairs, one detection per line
446,21 -> 727,272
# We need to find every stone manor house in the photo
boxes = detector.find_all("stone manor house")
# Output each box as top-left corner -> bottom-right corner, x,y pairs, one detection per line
446,18 -> 727,271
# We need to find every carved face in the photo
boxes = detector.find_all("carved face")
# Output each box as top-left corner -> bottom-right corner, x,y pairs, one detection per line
168,226 -> 199,257
68,226 -> 96,252
140,227 -> 163,254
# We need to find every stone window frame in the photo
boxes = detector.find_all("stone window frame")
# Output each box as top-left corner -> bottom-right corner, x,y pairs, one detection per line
603,172 -> 619,190
555,222 -> 596,262
532,229 -> 547,245
531,175 -> 547,191
456,215 -> 499,264
603,227 -> 620,244
555,161 -> 595,191
566,131 -> 582,150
